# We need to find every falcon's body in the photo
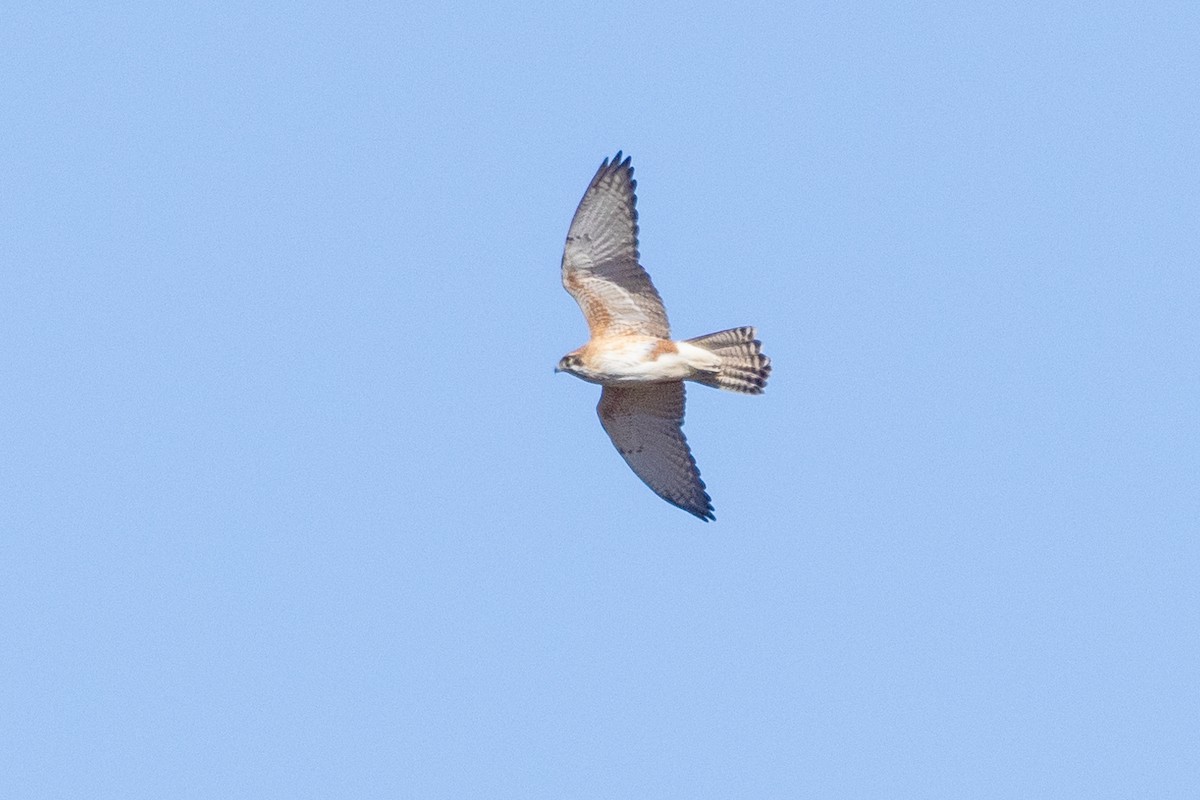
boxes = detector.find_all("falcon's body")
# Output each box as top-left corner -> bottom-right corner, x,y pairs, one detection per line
559,336 -> 720,386
556,153 -> 771,521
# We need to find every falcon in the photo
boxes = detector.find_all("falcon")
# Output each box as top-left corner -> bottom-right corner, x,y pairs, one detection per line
555,152 -> 771,521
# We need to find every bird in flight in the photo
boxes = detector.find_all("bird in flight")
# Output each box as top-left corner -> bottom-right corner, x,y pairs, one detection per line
556,152 -> 771,521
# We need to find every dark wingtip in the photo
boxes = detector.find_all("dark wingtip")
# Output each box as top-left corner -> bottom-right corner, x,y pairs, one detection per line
691,494 -> 716,522
671,493 -> 715,522
594,151 -> 633,185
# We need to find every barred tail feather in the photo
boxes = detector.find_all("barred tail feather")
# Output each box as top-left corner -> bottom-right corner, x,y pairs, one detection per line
687,326 -> 771,394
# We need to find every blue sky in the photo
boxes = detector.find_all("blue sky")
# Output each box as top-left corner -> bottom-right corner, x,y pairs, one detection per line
3,1 -> 1198,797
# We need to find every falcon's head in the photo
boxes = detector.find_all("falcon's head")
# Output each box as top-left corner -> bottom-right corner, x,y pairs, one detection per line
555,353 -> 584,376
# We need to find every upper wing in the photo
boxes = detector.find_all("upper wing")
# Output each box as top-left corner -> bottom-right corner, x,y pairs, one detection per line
597,382 -> 713,521
561,153 -> 671,339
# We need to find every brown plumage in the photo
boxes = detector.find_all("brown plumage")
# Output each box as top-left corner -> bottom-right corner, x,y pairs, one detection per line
557,153 -> 770,521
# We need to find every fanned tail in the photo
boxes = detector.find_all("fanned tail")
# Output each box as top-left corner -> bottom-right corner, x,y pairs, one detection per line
687,326 -> 771,394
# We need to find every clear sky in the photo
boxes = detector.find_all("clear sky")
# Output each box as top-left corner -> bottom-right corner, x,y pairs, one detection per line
3,2 -> 1198,797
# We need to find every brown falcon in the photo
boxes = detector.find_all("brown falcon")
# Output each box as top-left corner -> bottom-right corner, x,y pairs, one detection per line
556,152 -> 771,521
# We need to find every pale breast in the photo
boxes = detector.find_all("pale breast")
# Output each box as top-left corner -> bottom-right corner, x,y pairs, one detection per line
581,336 -> 693,383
